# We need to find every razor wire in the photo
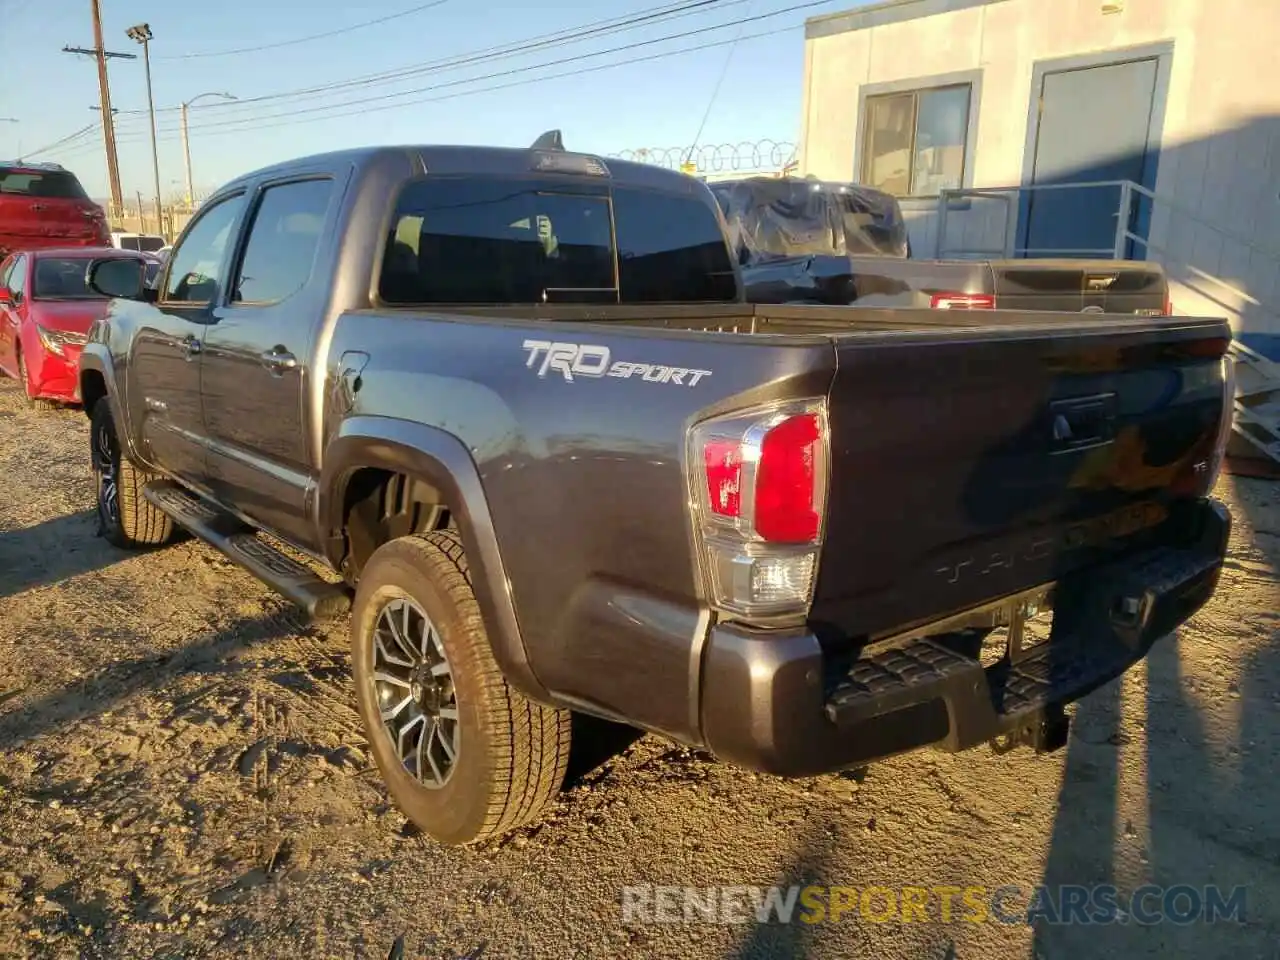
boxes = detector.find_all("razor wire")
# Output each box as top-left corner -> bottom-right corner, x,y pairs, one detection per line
610,139 -> 797,175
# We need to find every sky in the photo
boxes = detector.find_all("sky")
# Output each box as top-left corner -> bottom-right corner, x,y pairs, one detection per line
0,0 -> 863,202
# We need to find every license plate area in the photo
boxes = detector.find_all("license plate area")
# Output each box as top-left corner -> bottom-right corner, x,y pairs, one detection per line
867,583 -> 1056,668
978,594 -> 1055,667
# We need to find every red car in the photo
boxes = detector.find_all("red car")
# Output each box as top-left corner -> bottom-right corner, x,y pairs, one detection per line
0,162 -> 109,260
0,247 -> 149,405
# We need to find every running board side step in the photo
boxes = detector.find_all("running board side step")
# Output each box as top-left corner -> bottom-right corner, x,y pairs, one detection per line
143,480 -> 351,621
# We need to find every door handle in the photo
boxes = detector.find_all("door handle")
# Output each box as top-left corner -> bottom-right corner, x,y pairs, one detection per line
30,203 -> 45,213
182,335 -> 202,359
260,347 -> 298,374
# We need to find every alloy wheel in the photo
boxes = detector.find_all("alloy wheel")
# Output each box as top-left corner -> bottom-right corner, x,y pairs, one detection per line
371,596 -> 459,789
91,415 -> 119,528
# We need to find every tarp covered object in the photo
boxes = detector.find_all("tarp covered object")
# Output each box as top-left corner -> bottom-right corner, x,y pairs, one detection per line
708,176 -> 910,265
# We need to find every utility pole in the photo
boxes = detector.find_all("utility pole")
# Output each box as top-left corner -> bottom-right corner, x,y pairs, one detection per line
180,92 -> 236,207
63,0 -> 136,222
126,24 -> 163,242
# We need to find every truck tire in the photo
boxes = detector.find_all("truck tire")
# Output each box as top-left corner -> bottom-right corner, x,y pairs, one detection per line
350,530 -> 571,846
89,401 -> 174,548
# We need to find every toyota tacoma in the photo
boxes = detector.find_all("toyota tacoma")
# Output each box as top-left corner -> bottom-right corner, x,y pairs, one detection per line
78,136 -> 1234,846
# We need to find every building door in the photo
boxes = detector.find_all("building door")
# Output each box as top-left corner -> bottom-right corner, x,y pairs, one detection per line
1019,57 -> 1161,259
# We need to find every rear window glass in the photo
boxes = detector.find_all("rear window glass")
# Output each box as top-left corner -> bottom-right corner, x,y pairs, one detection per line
613,187 -> 737,302
380,178 -> 615,305
119,235 -> 165,252
0,168 -> 89,200
32,257 -> 102,299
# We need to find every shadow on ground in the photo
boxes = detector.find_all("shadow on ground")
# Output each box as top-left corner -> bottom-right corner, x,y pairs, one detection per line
1034,476 -> 1280,958
0,510 -> 123,602
0,611 -> 294,749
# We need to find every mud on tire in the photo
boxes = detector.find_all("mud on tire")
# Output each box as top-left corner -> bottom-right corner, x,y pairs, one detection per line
89,400 -> 174,548
351,530 -> 571,846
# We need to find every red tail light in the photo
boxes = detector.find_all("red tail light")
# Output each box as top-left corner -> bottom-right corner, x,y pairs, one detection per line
756,413 -> 822,542
689,401 -> 828,619
699,412 -> 823,543
703,439 -> 743,519
931,292 -> 996,310
1164,298 -> 1175,316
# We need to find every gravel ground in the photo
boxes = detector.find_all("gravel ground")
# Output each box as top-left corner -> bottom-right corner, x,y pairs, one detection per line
1,378 -> 1278,960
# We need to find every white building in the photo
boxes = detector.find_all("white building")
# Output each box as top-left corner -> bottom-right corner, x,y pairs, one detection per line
798,0 -> 1280,367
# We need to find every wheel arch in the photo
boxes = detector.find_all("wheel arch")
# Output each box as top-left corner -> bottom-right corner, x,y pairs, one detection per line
319,416 -> 551,704
77,344 -> 146,461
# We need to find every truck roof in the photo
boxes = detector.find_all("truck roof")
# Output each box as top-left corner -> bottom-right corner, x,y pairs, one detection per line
220,144 -> 703,197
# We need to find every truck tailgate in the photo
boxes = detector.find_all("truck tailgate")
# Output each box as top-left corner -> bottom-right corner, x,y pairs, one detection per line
991,260 -> 1168,314
813,318 -> 1229,639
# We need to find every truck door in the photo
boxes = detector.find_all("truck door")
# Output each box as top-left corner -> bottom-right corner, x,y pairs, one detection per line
135,192 -> 248,484
199,176 -> 336,548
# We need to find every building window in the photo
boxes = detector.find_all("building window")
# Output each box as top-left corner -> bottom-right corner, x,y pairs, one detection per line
861,84 -> 972,198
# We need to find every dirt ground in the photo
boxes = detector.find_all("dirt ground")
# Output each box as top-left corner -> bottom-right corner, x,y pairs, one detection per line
1,379 -> 1278,960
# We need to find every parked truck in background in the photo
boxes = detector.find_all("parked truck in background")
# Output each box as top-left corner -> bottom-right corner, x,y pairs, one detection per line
79,138 -> 1233,846
710,176 -> 1172,314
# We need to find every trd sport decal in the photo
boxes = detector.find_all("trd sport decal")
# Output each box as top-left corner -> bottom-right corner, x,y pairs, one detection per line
522,340 -> 712,386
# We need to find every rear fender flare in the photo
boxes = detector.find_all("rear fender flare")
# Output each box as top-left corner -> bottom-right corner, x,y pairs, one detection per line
319,416 -> 550,704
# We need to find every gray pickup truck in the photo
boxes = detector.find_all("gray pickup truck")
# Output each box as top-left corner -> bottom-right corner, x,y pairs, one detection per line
79,138 -> 1233,846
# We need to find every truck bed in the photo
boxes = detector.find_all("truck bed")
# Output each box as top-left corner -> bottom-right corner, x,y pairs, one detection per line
348,302 -> 1229,655
429,301 -> 1203,335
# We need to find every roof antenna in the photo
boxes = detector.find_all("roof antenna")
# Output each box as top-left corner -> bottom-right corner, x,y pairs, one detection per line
530,129 -> 565,151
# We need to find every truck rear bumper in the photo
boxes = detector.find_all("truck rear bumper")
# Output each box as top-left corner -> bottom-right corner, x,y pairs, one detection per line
699,497 -> 1230,777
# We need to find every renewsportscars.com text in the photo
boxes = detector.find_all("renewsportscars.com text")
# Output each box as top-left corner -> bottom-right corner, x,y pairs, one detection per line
619,884 -> 1246,927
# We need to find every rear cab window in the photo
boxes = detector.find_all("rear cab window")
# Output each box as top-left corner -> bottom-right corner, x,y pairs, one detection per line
613,187 -> 737,302
0,167 -> 89,199
379,175 -> 736,306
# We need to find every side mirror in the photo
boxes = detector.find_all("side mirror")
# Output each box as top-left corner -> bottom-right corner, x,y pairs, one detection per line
0,286 -> 11,306
87,258 -> 149,301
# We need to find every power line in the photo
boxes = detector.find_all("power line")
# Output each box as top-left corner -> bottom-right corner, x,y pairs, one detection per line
33,0 -> 836,166
156,0 -> 452,60
99,18 -> 805,150
686,0 -> 754,159
23,123 -> 99,158
124,0 -> 742,119
29,0 -> 737,160
109,0 -> 833,140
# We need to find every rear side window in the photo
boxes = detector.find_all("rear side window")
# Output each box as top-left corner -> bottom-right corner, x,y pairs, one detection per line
613,187 -> 737,302
0,168 -> 88,200
380,178 -> 614,305
233,179 -> 332,304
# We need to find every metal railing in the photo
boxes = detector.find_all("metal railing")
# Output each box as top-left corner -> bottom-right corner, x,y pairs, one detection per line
935,179 -> 1138,260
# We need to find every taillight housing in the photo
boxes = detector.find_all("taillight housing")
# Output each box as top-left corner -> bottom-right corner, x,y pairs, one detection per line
689,400 -> 828,619
930,292 -> 996,310
1205,355 -> 1236,491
